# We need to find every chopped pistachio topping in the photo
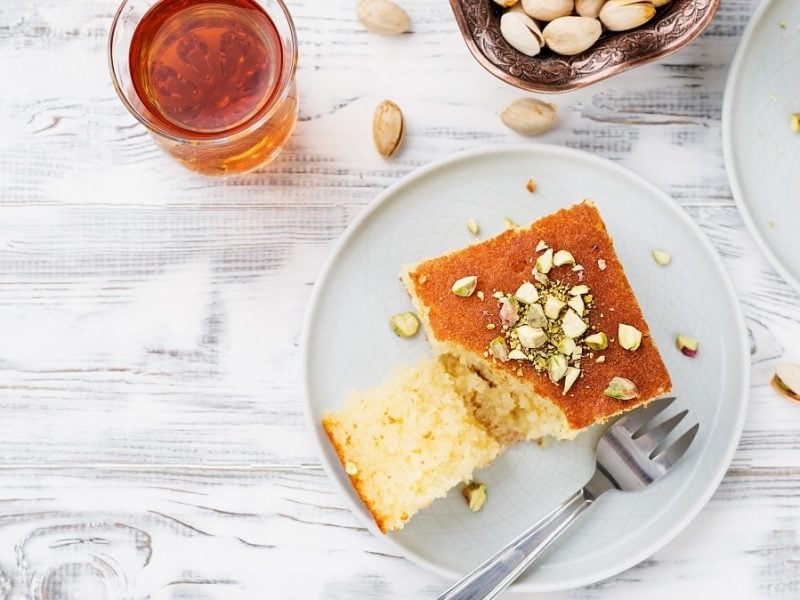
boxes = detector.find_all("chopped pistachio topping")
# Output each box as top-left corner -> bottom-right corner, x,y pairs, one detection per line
536,248 -> 554,274
597,259 -> 607,271
583,294 -> 593,304
514,281 -> 539,304
526,303 -> 547,328
563,366 -> 580,395
562,309 -> 588,338
549,354 -> 568,383
535,240 -> 549,252
486,323 -> 495,330
476,290 -> 485,301
533,270 -> 549,285
572,264 -> 584,272
517,325 -> 547,349
569,284 -> 590,296
676,334 -> 699,357
567,295 -> 585,317
418,274 -> 427,284
504,217 -> 518,229
604,377 -> 638,400
390,311 -> 420,337
652,249 -> 672,265
499,297 -> 520,327
492,291 -> 505,299
773,363 -> 800,400
490,337 -> 509,362
618,324 -> 642,351
345,461 -> 359,475
553,250 -> 576,267
584,332 -> 608,350
466,218 -> 480,236
508,349 -> 528,360
595,355 -> 606,364
558,337 -> 577,355
544,295 -> 566,320
452,275 -> 478,297
463,482 -> 488,512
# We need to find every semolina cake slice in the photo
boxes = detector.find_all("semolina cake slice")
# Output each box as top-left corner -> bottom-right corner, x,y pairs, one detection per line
401,201 -> 672,444
322,358 -> 501,533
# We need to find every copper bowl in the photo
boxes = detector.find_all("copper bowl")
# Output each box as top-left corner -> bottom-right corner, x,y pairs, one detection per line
449,0 -> 720,93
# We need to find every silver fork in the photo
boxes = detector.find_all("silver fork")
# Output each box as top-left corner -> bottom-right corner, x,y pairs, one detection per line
436,397 -> 698,600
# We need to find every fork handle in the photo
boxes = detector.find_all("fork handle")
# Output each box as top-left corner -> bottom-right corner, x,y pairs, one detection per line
436,489 -> 592,600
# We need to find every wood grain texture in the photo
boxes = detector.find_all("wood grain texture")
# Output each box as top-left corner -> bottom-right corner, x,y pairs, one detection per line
0,0 -> 799,596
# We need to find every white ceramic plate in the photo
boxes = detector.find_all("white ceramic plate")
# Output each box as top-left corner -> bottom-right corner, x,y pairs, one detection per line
301,145 -> 749,592
723,0 -> 800,294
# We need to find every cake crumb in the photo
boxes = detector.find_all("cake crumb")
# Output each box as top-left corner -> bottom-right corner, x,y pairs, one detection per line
526,179 -> 536,193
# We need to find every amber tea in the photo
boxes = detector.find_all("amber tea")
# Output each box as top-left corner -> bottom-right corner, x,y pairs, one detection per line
111,0 -> 297,174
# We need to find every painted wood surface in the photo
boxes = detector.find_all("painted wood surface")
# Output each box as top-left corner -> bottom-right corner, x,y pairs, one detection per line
0,0 -> 798,597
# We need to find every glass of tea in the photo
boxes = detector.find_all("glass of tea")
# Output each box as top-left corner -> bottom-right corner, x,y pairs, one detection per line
109,0 -> 297,175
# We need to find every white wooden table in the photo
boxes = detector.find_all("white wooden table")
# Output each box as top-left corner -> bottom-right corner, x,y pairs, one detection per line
0,0 -> 798,597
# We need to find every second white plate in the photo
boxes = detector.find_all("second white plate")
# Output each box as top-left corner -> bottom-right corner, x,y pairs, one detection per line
723,0 -> 800,294
302,145 -> 749,592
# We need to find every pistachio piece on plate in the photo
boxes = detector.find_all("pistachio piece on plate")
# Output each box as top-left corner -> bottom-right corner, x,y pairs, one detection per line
501,98 -> 558,136
390,312 -> 419,337
357,0 -> 411,35
652,249 -> 672,265
676,334 -> 699,357
462,481 -> 488,511
466,218 -> 480,236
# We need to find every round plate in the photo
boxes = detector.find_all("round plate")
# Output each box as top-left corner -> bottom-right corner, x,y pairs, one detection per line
301,145 -> 749,592
723,0 -> 800,294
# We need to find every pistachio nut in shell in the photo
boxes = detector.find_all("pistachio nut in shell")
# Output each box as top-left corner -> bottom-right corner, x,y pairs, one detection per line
357,0 -> 411,35
500,98 -> 557,136
372,99 -> 404,157
599,0 -> 656,32
521,0 -> 574,22
575,0 -> 606,18
773,363 -> 800,401
543,16 -> 602,56
500,9 -> 544,57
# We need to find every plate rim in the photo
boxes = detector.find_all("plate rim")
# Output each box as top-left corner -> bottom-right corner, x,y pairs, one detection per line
300,144 -> 750,592
722,0 -> 800,295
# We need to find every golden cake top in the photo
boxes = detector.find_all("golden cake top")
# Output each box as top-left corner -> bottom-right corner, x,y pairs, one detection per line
404,201 -> 672,430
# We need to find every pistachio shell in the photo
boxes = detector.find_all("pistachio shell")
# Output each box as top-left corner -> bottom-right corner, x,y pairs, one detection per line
542,16 -> 602,56
521,0 -> 574,21
500,8 -> 544,57
357,0 -> 411,35
575,0 -> 606,18
372,99 -> 404,157
599,0 -> 656,32
500,97 -> 557,136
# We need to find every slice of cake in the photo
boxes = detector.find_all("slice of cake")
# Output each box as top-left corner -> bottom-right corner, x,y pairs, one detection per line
401,201 -> 672,444
322,359 -> 501,533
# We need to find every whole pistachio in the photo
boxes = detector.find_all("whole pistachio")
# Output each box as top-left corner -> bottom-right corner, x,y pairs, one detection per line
372,100 -> 404,157
357,0 -> 411,35
575,0 -> 606,18
500,97 -> 557,136
500,7 -> 545,57
599,0 -> 656,32
542,16 -> 602,56
521,0 -> 574,21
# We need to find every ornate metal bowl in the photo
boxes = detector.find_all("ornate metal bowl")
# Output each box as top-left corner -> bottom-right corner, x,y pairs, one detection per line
449,0 -> 720,93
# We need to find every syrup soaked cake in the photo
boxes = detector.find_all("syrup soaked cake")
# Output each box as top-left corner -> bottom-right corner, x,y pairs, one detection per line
401,201 -> 672,444
323,200 -> 671,533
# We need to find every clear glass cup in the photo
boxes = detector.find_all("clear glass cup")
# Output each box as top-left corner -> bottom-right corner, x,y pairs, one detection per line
109,0 -> 298,176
